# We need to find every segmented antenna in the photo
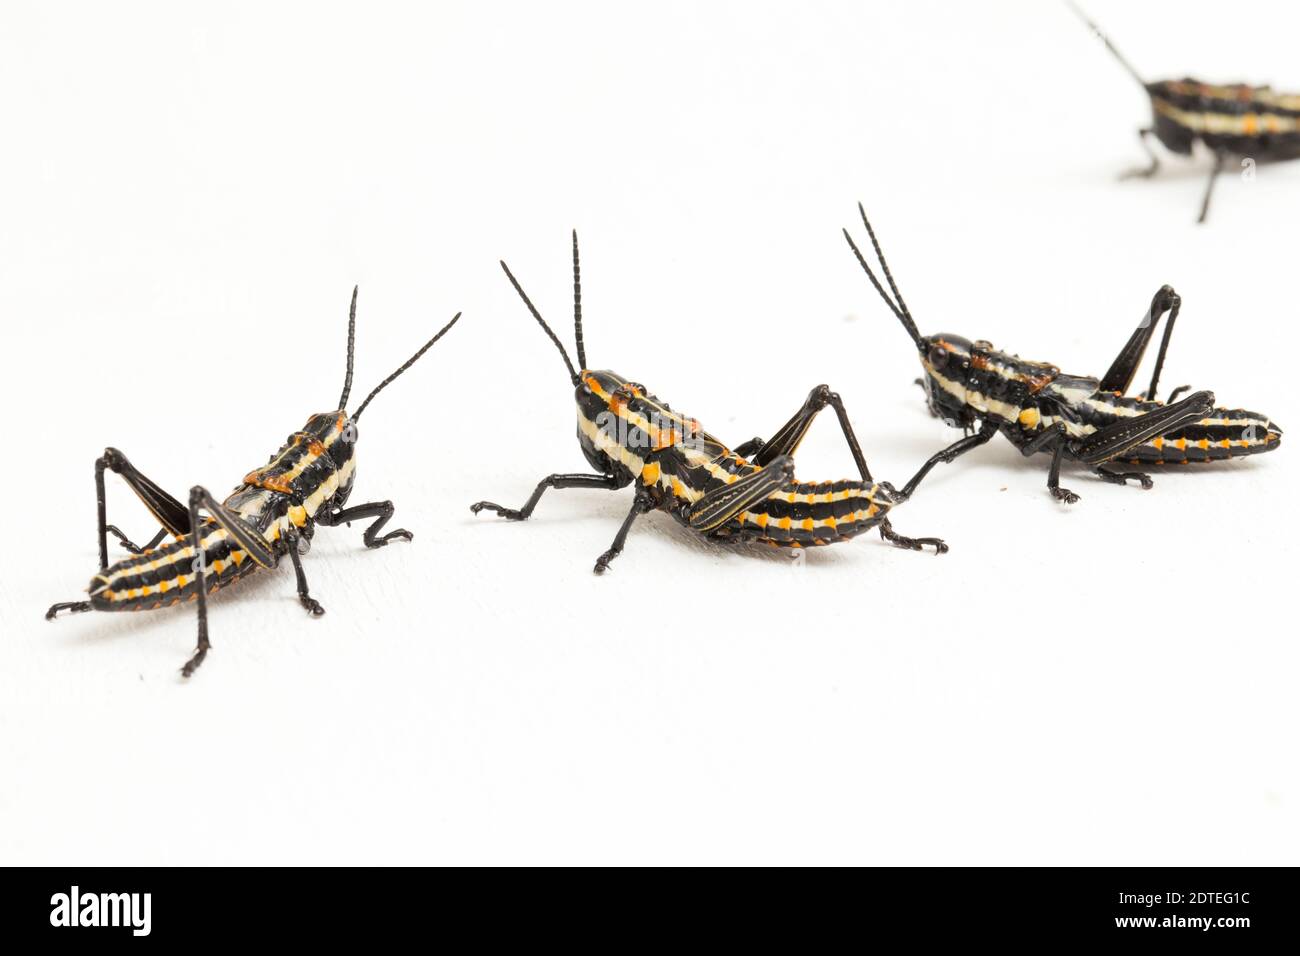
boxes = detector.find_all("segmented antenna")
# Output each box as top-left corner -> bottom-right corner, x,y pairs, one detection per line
1064,0 -> 1148,89
337,285 -> 359,410
843,205 -> 923,347
500,259 -> 580,385
351,312 -> 463,420
572,230 -> 587,372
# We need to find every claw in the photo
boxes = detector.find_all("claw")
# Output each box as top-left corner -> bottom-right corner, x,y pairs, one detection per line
377,529 -> 413,546
181,646 -> 208,679
46,601 -> 91,620
471,501 -> 524,521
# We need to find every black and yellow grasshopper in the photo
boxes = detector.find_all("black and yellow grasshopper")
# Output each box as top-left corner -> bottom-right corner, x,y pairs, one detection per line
1068,1 -> 1300,222
471,232 -> 951,573
844,205 -> 1282,503
46,290 -> 462,676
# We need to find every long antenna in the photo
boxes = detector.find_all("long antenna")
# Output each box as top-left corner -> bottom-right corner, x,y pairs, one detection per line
1064,0 -> 1148,89
500,259 -> 580,385
337,285 -> 359,410
858,203 -> 914,325
572,230 -> 587,372
351,312 -> 463,420
843,206 -> 923,347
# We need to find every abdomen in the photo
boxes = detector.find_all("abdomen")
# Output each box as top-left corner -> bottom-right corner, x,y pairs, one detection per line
1118,406 -> 1282,464
88,520 -> 263,612
718,479 -> 894,548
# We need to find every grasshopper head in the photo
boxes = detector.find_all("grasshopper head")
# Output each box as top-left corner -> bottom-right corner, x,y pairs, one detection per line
917,334 -> 979,430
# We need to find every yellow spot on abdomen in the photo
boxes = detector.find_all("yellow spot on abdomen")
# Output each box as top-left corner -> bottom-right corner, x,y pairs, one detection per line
641,462 -> 660,484
1018,408 -> 1040,428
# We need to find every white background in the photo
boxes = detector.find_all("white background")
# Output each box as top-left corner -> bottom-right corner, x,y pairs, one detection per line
1,0 -> 1295,865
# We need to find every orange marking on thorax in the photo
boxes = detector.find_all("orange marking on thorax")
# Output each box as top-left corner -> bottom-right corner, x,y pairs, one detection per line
244,469 -> 294,493
1026,372 -> 1053,394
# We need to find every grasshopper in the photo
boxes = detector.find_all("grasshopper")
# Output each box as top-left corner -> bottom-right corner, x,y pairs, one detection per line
1069,1 -> 1300,222
471,231 -> 950,572
844,204 -> 1281,504
46,290 -> 462,676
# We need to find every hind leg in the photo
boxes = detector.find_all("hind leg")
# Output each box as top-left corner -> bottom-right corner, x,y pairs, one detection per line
95,447 -> 190,569
752,384 -> 948,553
878,518 -> 949,554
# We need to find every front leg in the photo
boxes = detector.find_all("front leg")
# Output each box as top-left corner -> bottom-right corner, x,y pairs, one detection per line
1120,128 -> 1161,180
897,418 -> 999,499
1197,150 -> 1228,224
283,526 -> 325,616
471,472 -> 625,521
318,500 -> 412,548
1020,423 -> 1080,503
593,490 -> 654,574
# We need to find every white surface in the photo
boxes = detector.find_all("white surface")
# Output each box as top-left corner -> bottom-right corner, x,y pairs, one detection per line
1,0 -> 1296,865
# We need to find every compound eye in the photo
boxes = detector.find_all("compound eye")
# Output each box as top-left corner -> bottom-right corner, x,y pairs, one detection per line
612,384 -> 641,404
928,344 -> 949,370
